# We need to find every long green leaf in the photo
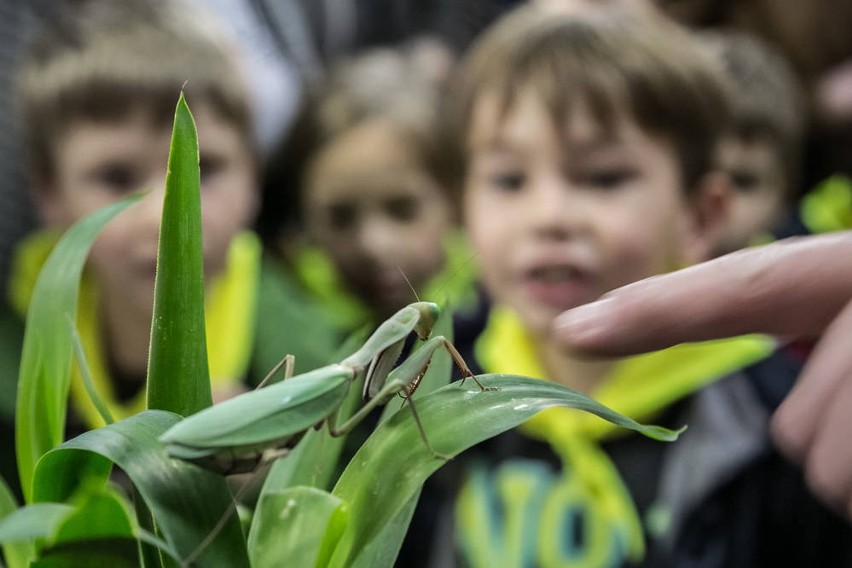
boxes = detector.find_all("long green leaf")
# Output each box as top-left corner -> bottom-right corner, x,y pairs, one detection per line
29,539 -> 140,568
0,503 -> 72,543
146,92 -> 210,416
0,476 -> 30,567
26,482 -> 139,566
33,411 -> 248,568
52,483 -> 134,543
343,490 -> 420,568
329,374 -> 683,566
15,197 -> 139,502
248,487 -> 347,568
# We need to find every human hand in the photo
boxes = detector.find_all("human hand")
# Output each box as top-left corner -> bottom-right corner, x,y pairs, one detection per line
554,232 -> 852,518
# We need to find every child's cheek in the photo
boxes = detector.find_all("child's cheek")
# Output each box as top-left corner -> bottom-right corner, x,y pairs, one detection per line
600,224 -> 671,291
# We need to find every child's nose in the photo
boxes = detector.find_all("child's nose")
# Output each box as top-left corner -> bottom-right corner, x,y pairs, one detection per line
356,216 -> 399,260
527,177 -> 578,237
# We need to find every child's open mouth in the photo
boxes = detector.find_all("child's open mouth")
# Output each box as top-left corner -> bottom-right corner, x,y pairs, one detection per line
523,264 -> 593,308
529,265 -> 580,283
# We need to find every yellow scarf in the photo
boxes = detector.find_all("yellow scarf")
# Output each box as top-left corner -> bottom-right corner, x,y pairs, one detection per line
9,230 -> 261,428
459,305 -> 774,565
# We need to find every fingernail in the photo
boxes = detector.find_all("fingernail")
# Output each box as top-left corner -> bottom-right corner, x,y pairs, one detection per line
554,297 -> 614,341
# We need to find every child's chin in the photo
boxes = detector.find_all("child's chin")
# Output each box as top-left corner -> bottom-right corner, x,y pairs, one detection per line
517,304 -> 576,339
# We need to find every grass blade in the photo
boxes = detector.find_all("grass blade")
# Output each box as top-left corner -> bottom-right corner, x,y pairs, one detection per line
0,476 -> 30,568
15,197 -> 139,502
67,315 -> 114,426
146,92 -> 210,416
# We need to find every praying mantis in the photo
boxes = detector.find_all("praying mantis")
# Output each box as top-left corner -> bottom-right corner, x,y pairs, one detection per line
159,301 -> 491,474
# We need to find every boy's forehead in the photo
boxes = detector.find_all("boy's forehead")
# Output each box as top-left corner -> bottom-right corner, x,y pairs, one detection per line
467,88 -> 623,153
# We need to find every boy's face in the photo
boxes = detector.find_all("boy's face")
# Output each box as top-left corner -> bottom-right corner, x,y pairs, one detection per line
38,102 -> 258,318
714,135 -> 786,254
464,90 -> 718,338
304,120 -> 452,320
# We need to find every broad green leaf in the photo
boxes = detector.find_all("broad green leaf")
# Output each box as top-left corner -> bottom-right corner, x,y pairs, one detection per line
133,486 -> 167,568
15,196 -> 139,502
0,476 -> 30,568
53,482 -> 134,543
329,374 -> 683,566
146,92 -> 211,417
248,487 -> 347,568
24,482 -> 140,567
29,539 -> 140,568
343,490 -> 420,568
33,411 -> 248,568
0,503 -> 72,543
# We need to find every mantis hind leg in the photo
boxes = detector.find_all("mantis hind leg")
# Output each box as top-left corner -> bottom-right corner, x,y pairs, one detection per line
255,354 -> 295,389
403,395 -> 452,460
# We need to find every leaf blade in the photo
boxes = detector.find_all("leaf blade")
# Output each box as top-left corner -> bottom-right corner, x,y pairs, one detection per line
248,487 -> 347,568
329,374 -> 683,566
33,410 -> 249,568
15,197 -> 139,502
146,91 -> 210,416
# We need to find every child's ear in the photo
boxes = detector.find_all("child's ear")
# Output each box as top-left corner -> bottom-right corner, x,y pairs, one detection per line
682,171 -> 731,264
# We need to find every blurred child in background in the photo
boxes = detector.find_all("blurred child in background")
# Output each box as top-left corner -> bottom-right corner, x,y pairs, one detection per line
402,4 -> 852,567
699,29 -> 806,254
258,41 -> 475,335
0,0 -> 323,495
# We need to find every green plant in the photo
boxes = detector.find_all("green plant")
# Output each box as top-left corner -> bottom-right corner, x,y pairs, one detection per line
0,95 -> 682,567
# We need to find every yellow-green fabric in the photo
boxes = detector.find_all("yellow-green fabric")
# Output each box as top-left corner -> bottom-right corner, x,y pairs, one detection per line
800,174 -> 852,234
8,230 -> 261,428
456,305 -> 775,567
293,230 -> 478,330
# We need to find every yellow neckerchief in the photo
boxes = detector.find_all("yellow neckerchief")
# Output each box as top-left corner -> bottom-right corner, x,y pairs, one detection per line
800,174 -> 852,234
468,305 -> 774,562
9,230 -> 261,428
293,230 -> 478,329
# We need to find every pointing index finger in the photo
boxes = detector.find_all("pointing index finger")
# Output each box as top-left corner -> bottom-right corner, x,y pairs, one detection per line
555,233 -> 852,356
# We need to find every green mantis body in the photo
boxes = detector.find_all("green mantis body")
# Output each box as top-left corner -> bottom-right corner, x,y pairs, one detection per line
159,301 -> 483,474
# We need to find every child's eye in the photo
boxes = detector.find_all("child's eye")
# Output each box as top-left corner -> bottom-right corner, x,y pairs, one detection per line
199,155 -> 225,183
327,202 -> 358,232
490,172 -> 526,192
90,163 -> 138,194
730,171 -> 759,194
384,195 -> 420,223
579,169 -> 635,190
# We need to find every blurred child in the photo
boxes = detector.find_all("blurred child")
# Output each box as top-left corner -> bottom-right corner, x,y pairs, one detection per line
403,4 -> 852,567
258,41 -> 474,330
699,29 -> 806,254
0,0 -> 327,494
